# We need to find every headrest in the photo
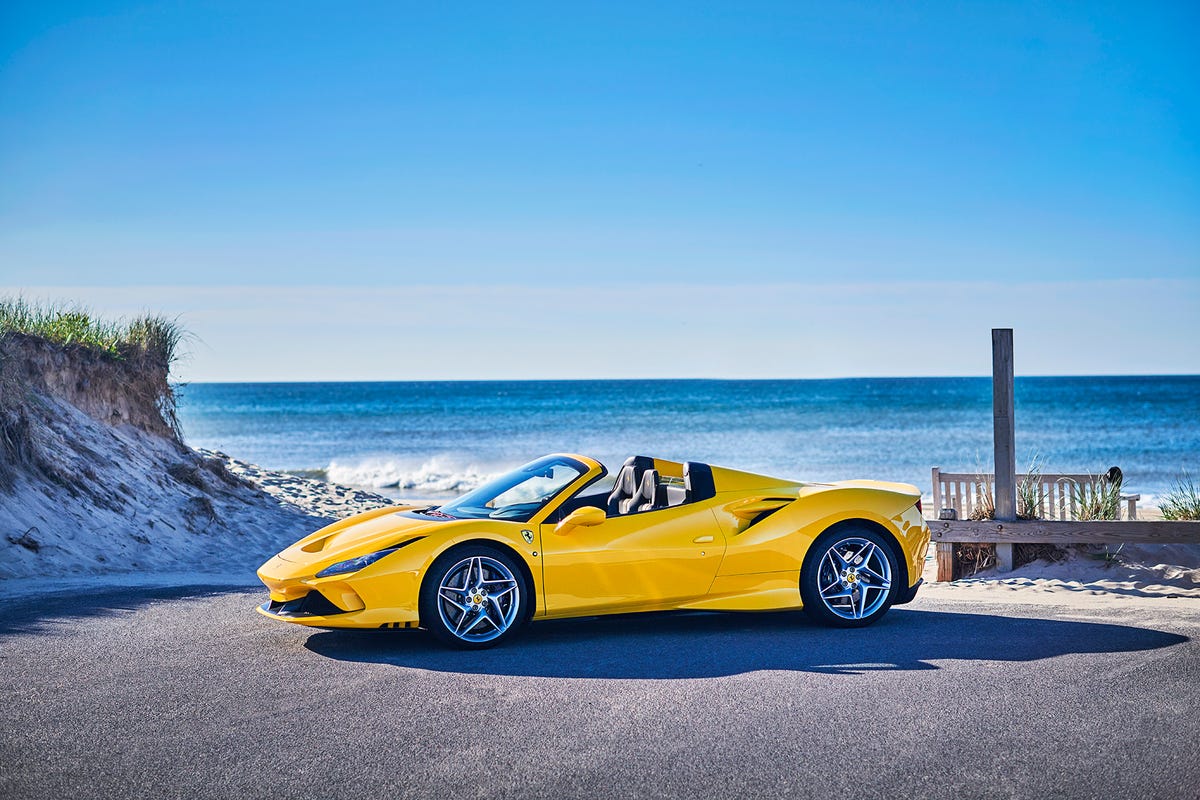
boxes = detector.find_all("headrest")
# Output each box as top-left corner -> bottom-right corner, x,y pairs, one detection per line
683,461 -> 715,502
639,469 -> 660,497
623,455 -> 654,479
619,465 -> 640,494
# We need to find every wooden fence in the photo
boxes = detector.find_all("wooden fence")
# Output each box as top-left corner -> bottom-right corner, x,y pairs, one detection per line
928,519 -> 1200,582
931,468 -> 1141,521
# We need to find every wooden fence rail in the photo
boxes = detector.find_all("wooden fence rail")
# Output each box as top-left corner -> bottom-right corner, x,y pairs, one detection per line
931,468 -> 1141,521
928,520 -> 1200,582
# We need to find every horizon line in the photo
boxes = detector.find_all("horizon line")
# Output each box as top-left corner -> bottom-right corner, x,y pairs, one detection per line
172,373 -> 1200,385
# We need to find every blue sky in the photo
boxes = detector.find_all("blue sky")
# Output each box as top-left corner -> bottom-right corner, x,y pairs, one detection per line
1,1 -> 1197,379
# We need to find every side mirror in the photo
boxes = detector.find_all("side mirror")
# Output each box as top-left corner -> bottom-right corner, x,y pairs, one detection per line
554,506 -> 606,535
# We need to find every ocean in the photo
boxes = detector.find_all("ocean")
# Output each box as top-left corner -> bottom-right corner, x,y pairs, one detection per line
175,377 -> 1200,502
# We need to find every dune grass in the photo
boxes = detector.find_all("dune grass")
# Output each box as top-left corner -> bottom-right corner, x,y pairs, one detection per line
0,297 -> 186,367
965,455 -> 1045,521
1160,474 -> 1200,521
1016,455 -> 1047,520
0,297 -> 189,454
1073,469 -> 1123,521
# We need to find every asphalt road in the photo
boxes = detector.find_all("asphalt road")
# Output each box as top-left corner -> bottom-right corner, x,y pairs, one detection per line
1,584 -> 1197,800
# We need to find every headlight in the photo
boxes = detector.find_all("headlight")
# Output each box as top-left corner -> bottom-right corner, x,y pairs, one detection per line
316,547 -> 399,578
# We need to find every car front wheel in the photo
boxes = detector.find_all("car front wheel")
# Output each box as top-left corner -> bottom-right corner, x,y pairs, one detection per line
419,546 -> 530,649
801,528 -> 898,627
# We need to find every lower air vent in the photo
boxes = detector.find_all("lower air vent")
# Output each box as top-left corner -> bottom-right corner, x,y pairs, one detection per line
268,591 -> 347,617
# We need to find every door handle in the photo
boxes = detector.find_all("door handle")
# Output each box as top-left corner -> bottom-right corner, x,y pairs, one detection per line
692,535 -> 714,543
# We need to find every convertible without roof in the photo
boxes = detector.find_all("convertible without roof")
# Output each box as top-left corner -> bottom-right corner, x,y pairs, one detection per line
257,454 -> 930,648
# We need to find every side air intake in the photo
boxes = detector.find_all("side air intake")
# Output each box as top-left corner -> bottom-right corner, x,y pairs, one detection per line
723,497 -> 795,532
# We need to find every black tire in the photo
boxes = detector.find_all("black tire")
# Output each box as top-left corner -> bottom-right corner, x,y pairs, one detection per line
419,545 -> 530,649
801,527 -> 898,628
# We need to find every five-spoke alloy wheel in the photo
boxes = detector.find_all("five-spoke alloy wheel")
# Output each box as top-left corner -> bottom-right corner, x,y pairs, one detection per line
419,546 -> 530,649
800,528 -> 898,627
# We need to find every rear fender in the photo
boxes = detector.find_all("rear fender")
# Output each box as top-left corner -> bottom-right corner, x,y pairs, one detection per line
712,485 -> 925,580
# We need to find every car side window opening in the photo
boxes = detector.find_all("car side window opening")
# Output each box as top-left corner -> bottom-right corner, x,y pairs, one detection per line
548,473 -> 614,522
603,457 -> 711,517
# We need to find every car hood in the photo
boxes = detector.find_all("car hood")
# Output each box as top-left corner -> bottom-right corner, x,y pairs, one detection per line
272,506 -> 459,569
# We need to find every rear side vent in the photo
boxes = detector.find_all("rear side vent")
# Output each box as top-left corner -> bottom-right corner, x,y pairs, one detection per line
723,497 -> 795,533
746,506 -> 787,529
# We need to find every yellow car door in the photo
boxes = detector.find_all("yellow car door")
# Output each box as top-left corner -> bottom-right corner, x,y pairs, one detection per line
539,504 -> 726,616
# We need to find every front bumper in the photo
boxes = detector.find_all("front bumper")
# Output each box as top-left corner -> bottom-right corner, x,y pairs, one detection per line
255,597 -> 420,629
256,555 -> 423,629
260,590 -> 349,618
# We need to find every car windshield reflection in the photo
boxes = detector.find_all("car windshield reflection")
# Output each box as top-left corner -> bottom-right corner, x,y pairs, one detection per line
436,455 -> 587,522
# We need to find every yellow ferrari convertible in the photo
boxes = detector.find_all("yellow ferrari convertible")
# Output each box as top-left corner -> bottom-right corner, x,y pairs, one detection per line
258,454 -> 930,648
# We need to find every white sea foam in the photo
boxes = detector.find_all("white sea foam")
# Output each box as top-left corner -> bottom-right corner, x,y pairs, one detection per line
326,456 -> 504,496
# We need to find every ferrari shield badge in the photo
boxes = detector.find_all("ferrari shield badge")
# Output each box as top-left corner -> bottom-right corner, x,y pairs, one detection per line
521,529 -> 534,544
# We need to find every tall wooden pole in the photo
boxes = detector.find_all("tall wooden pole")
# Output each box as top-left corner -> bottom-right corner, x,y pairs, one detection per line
992,328 -> 1016,572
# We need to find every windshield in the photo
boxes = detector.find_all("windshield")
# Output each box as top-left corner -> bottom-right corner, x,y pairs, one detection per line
436,456 -> 588,522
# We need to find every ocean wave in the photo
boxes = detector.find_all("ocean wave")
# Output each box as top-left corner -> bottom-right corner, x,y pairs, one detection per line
326,457 -> 502,496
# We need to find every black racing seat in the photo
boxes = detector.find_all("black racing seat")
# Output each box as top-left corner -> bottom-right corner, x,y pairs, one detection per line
634,469 -> 669,512
607,455 -> 654,515
683,461 -> 716,503
607,467 -> 640,515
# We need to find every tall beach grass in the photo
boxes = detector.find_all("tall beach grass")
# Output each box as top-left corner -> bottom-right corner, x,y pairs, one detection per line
0,297 -> 186,368
0,298 -> 190,477
1073,468 -> 1124,521
1160,474 -> 1200,521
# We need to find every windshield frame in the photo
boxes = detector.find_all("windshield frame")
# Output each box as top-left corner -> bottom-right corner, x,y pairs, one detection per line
434,455 -> 603,524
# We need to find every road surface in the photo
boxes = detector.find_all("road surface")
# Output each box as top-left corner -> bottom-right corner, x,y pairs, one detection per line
1,583 -> 1197,799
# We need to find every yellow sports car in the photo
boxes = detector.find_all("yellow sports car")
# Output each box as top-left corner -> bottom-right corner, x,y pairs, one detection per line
257,454 -> 930,648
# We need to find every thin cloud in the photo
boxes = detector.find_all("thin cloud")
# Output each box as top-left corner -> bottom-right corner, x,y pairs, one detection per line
4,281 -> 1197,381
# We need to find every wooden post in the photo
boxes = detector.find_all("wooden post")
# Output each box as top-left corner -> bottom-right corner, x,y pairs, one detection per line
992,328 -> 1016,572
931,467 -> 942,516
936,542 -> 954,582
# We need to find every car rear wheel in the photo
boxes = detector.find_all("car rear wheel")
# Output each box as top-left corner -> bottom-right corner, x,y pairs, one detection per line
801,528 -> 897,628
419,546 -> 529,649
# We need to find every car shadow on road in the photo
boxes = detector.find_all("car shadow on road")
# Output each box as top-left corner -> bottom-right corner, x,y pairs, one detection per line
0,583 -> 256,636
303,607 -> 1190,678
